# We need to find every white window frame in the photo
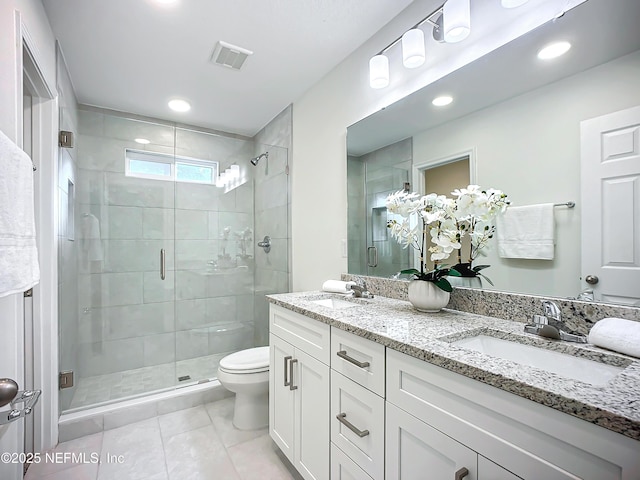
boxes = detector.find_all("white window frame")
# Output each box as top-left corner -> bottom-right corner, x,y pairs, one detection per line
125,148 -> 218,185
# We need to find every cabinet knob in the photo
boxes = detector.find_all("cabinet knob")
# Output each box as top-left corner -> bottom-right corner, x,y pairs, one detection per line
585,275 -> 599,285
454,467 -> 469,480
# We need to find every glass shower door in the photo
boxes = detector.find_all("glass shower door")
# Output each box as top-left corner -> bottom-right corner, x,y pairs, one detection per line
60,111 -> 177,412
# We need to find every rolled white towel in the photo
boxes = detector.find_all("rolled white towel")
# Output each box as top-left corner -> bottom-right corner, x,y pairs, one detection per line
322,280 -> 356,294
588,317 -> 640,358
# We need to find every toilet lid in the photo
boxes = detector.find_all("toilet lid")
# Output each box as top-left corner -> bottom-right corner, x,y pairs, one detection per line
219,346 -> 269,372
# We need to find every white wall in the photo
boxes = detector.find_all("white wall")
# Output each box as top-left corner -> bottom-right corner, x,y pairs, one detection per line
290,0 -> 585,291
412,51 -> 640,298
0,1 -> 57,478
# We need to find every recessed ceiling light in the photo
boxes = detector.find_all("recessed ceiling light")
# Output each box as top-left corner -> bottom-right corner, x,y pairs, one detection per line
155,0 -> 178,4
134,138 -> 150,145
168,99 -> 191,112
537,41 -> 571,60
432,95 -> 453,107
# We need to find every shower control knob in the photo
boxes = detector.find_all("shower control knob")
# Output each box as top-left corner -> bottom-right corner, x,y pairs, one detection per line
585,275 -> 599,285
258,236 -> 271,253
0,378 -> 19,408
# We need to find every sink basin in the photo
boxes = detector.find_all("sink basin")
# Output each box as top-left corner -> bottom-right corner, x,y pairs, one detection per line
311,298 -> 358,309
452,335 -> 624,385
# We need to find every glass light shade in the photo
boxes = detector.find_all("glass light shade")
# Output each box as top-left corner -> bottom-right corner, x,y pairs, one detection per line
216,171 -> 227,187
402,29 -> 425,69
501,0 -> 528,7
229,164 -> 240,179
443,0 -> 471,43
369,55 -> 389,89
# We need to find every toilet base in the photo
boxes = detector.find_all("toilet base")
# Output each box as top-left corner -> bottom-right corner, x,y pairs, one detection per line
233,391 -> 269,430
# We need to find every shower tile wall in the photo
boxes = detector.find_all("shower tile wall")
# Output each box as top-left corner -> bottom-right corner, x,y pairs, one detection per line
73,109 -> 255,388
252,106 -> 292,346
57,47 -> 80,412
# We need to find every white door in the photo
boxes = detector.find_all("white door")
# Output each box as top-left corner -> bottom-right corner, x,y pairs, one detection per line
269,334 -> 295,462
294,348 -> 330,480
581,106 -> 640,304
385,402 -> 477,480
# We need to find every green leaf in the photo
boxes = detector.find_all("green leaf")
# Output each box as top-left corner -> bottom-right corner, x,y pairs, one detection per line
478,273 -> 494,286
447,269 -> 462,277
435,278 -> 453,293
400,268 -> 421,275
472,265 -> 491,272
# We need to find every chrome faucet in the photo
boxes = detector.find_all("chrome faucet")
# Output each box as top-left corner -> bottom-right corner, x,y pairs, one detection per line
524,300 -> 587,343
349,281 -> 374,299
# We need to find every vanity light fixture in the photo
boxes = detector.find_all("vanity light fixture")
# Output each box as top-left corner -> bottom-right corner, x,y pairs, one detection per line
369,54 -> 390,89
432,95 -> 453,106
134,138 -> 150,145
501,0 -> 529,8
443,0 -> 471,43
537,41 -> 571,60
168,98 -> 191,112
402,29 -> 426,68
368,0 -> 475,89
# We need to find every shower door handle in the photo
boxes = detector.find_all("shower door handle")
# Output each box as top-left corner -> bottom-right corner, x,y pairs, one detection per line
160,249 -> 166,280
367,246 -> 378,267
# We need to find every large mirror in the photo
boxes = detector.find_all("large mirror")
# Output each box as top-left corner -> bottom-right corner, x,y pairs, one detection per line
347,0 -> 640,306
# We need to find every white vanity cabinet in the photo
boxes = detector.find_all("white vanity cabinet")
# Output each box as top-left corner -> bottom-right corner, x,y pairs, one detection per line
269,305 -> 331,480
386,349 -> 639,480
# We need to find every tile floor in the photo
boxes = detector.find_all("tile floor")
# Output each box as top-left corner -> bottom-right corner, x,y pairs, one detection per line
27,397 -> 302,480
69,353 -> 227,410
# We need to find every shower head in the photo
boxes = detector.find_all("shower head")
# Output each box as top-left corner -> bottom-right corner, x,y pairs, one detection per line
250,152 -> 269,166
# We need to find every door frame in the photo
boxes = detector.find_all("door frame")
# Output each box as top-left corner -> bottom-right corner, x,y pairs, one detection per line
411,148 -> 477,269
16,11 -> 59,452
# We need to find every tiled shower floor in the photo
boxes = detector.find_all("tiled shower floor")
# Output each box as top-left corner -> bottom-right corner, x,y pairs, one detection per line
69,353 -> 227,410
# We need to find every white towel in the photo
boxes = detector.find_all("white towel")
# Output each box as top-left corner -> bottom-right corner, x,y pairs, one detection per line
322,280 -> 356,294
496,204 -> 555,260
0,129 -> 40,297
588,317 -> 640,358
81,214 -> 103,261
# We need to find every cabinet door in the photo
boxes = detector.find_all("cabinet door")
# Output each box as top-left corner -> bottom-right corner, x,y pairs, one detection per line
294,348 -> 330,480
386,402 -> 477,480
270,334 -> 295,462
478,456 -> 522,480
331,443 -> 374,480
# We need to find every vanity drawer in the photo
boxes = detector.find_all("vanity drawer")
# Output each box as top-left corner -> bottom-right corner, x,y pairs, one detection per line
331,371 -> 384,480
331,443 -> 373,480
270,304 -> 330,364
331,328 -> 385,396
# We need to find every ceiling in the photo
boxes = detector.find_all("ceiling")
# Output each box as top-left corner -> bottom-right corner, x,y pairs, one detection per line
347,0 -> 640,155
41,0 -> 414,137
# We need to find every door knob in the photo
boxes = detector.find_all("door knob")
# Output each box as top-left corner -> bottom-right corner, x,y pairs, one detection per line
0,378 -> 19,408
585,275 -> 599,285
257,236 -> 271,253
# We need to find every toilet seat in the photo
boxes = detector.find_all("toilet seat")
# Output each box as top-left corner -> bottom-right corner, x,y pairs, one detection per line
219,346 -> 269,374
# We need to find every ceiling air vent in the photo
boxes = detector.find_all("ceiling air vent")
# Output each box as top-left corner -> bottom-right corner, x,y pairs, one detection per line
210,41 -> 253,70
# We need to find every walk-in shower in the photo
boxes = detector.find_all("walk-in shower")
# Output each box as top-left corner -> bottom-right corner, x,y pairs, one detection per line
58,109 -> 289,413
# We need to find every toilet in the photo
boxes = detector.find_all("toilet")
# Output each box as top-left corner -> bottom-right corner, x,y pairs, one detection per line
217,346 -> 270,430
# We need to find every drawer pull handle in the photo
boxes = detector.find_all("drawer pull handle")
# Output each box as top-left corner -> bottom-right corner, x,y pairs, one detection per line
283,356 -> 292,387
289,359 -> 298,390
455,467 -> 469,480
336,413 -> 369,437
337,350 -> 370,368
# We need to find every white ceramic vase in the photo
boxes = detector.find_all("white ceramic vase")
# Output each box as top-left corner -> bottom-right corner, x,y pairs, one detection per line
407,280 -> 450,313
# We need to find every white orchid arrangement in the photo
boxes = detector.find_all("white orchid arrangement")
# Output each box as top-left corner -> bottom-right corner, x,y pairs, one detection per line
386,185 -> 509,291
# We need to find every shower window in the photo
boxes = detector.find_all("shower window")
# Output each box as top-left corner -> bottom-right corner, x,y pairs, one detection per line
125,148 -> 218,185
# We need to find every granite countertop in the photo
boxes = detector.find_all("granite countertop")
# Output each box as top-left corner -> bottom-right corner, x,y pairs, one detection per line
267,291 -> 640,441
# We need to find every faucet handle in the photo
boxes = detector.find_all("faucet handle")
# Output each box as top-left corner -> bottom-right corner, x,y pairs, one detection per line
532,314 -> 548,325
541,300 -> 561,319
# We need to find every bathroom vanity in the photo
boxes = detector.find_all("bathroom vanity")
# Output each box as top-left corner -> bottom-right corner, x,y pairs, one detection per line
267,291 -> 640,480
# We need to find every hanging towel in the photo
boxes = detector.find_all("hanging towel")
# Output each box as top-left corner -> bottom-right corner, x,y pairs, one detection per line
81,213 -> 103,261
496,204 -> 555,260
0,129 -> 40,298
322,280 -> 356,294
588,317 -> 640,358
